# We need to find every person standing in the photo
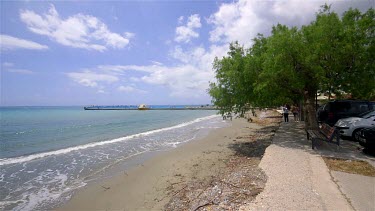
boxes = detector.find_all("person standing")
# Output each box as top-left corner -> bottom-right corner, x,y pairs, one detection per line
282,105 -> 289,122
292,105 -> 299,122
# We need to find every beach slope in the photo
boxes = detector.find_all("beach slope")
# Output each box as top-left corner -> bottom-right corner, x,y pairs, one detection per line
59,111 -> 279,210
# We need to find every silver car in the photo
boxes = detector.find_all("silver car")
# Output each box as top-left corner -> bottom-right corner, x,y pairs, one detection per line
335,110 -> 375,140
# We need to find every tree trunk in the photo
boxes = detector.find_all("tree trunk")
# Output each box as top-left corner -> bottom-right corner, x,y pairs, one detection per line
304,90 -> 319,130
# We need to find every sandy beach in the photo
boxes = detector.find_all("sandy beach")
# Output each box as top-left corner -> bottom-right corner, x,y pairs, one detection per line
58,111 -> 280,210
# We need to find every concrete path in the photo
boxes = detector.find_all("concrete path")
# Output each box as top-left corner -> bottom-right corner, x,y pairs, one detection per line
241,121 -> 353,210
313,127 -> 375,211
332,171 -> 375,211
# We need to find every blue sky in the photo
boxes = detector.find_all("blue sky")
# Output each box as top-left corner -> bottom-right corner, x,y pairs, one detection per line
1,0 -> 373,106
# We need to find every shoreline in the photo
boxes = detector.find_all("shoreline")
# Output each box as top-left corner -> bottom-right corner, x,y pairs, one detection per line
0,113 -> 220,166
58,110 -> 280,210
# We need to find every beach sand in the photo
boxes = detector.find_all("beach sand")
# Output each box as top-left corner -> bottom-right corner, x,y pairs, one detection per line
58,111 -> 280,210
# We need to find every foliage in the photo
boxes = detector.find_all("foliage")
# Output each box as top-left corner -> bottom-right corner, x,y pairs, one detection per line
209,5 -> 374,128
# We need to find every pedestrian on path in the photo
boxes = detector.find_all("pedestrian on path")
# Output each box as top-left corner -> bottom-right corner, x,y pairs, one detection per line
292,105 -> 299,122
282,105 -> 289,122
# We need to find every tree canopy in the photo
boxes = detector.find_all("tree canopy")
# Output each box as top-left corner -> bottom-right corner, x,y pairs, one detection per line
209,6 -> 375,128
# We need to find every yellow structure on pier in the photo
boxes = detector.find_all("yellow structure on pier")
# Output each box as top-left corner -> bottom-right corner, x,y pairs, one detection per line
138,104 -> 149,110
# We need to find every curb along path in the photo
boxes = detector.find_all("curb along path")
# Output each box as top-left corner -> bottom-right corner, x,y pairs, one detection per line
241,121 -> 352,210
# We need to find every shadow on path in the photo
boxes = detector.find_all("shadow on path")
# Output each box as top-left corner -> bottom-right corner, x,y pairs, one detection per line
273,121 -> 375,167
228,125 -> 278,159
228,138 -> 272,158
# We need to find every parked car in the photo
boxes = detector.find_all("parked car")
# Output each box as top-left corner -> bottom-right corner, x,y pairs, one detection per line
358,126 -> 375,150
317,100 -> 375,126
335,110 -> 375,140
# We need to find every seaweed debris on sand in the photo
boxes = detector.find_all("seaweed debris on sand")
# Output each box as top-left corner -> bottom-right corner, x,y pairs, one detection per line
165,110 -> 281,210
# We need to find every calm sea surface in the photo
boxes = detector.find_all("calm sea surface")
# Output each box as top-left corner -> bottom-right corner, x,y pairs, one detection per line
0,106 -> 229,210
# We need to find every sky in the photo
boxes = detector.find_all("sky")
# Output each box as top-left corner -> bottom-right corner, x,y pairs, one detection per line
1,0 -> 373,106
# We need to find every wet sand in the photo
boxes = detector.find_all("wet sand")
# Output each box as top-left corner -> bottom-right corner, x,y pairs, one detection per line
58,114 -> 275,210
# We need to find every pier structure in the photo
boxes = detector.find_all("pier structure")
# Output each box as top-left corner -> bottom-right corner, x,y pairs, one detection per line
83,105 -> 218,111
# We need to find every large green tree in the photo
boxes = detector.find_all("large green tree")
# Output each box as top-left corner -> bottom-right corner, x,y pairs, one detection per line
209,6 -> 374,129
209,42 -> 250,116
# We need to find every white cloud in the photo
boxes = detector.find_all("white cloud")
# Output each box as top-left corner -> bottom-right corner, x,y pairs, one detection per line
124,32 -> 135,39
100,45 -> 226,98
66,71 -> 118,88
178,16 -> 184,24
118,85 -> 134,92
20,4 -> 133,51
6,69 -> 34,74
150,60 -> 163,66
130,77 -> 141,82
97,64 -> 155,73
62,1 -> 372,101
118,85 -> 147,94
88,41 -> 229,98
144,44 -> 229,97
0,34 -> 48,50
2,62 -> 14,67
175,14 -> 201,43
69,54 -> 221,97
207,0 -> 322,47
140,65 -> 209,97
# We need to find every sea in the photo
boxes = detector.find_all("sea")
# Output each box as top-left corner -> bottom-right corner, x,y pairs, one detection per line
0,106 -> 230,210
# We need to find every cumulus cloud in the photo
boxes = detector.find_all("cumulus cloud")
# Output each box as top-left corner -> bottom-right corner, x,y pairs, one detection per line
20,4 -> 133,51
66,71 -> 118,88
88,43 -> 228,97
97,64 -> 154,73
110,45 -> 228,97
67,1 -> 372,99
124,32 -> 135,39
6,69 -> 34,74
175,14 -> 201,43
2,62 -> 14,67
0,34 -> 48,50
150,60 -> 163,66
160,1 -> 339,97
130,77 -> 141,82
208,0 -> 323,47
141,65 -> 210,97
2,62 -> 35,74
178,16 -> 184,24
118,85 -> 147,94
67,51 -> 223,97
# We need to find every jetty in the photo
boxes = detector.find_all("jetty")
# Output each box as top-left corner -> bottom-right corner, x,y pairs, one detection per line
83,105 -> 218,111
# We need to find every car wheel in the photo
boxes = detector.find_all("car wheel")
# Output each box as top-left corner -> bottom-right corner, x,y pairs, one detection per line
352,128 -> 362,142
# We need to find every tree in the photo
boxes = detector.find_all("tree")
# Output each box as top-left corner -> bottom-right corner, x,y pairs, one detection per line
209,42 -> 254,117
209,6 -> 374,129
339,8 -> 375,99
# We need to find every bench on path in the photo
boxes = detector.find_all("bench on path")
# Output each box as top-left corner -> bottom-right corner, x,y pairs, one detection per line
306,123 -> 340,150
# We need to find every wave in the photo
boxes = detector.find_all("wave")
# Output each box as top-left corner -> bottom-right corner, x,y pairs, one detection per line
0,115 -> 219,166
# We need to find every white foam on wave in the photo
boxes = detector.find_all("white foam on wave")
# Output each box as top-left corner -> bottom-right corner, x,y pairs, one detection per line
0,115 -> 220,166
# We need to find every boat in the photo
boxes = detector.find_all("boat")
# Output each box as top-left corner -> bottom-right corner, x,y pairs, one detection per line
138,104 -> 149,110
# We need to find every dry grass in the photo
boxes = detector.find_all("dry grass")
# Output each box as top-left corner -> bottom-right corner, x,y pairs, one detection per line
250,110 -> 282,126
323,157 -> 375,177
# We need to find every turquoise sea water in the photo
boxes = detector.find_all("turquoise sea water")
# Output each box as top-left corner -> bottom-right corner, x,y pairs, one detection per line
0,106 -> 229,210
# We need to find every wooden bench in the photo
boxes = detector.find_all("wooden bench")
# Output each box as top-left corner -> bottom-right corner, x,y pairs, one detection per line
306,123 -> 340,150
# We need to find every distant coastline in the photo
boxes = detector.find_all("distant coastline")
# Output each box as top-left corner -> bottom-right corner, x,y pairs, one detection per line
83,104 -> 218,110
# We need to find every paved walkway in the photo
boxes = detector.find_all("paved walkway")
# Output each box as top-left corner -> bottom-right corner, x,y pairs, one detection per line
241,121 -> 355,210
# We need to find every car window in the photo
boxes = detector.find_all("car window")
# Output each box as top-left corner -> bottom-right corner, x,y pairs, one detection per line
370,102 -> 375,110
331,102 -> 351,112
350,102 -> 371,113
358,109 -> 374,117
362,110 -> 375,118
358,104 -> 370,113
